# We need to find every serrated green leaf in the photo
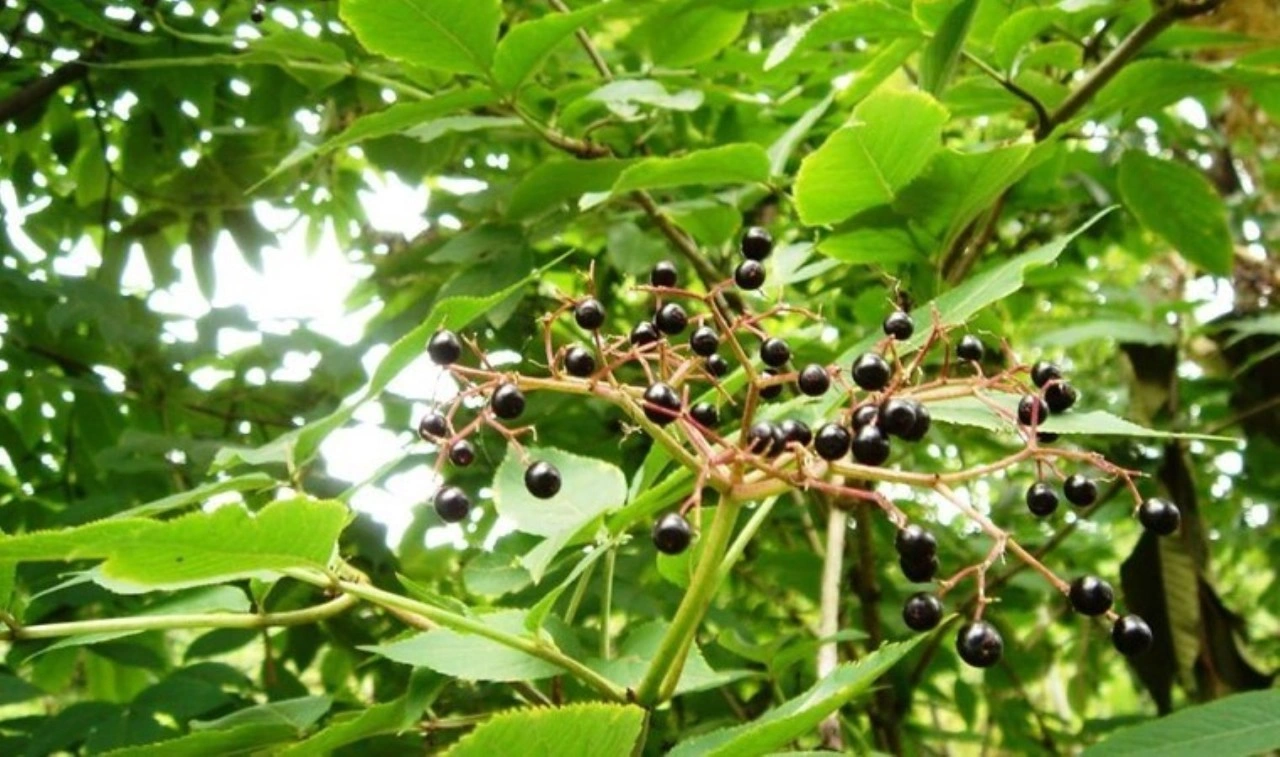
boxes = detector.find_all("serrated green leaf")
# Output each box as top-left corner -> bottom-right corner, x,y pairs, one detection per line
108,473 -> 275,520
765,1 -> 920,70
509,158 -> 635,219
918,0 -> 979,95
1118,152 -> 1234,275
192,696 -> 331,733
642,3 -> 747,67
926,394 -> 1234,441
339,0 -> 500,76
492,4 -> 615,92
492,445 -> 627,539
586,79 -> 705,118
362,610 -> 559,682
1034,318 -> 1179,348
1090,59 -> 1224,122
611,144 -> 771,195
446,703 -> 646,757
1083,690 -> 1280,757
278,671 -> 434,755
991,7 -> 1063,71
102,724 -> 295,757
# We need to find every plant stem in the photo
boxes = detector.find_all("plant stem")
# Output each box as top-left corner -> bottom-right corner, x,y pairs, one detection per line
600,546 -> 617,660
817,504 -> 848,751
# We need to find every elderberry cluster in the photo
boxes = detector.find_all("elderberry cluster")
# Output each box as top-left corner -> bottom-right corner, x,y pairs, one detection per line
415,226 -> 1181,671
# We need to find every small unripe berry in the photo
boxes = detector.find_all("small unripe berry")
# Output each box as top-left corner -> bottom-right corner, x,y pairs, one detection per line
524,461 -> 562,499
427,329 -> 463,366
740,226 -> 774,260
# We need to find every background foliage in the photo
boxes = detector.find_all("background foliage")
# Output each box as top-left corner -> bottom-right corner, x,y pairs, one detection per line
0,0 -> 1277,754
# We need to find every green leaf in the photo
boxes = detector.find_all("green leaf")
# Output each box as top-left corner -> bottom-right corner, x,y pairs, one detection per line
493,446 -> 626,539
1034,319 -> 1179,348
591,621 -> 752,696
991,7 -> 1063,71
0,498 -> 349,593
107,473 -> 276,520
362,610 -> 559,682
192,696 -> 332,733
668,635 -> 927,757
611,144 -> 771,195
918,0 -> 979,95
1082,690 -> 1280,757
402,115 -> 523,143
1117,152 -> 1233,275
492,4 -> 614,92
766,93 -> 834,174
764,2 -> 920,70
817,226 -> 927,265
642,3 -> 747,67
794,90 -> 949,226
101,724 -> 296,756
339,0 -> 501,76
1090,60 -> 1224,122
278,671 -> 434,755
838,37 -> 925,106
510,158 -> 635,219
586,79 -> 705,118
446,703 -> 646,757
41,0 -> 153,44
927,394 -> 1235,441
0,673 -> 45,706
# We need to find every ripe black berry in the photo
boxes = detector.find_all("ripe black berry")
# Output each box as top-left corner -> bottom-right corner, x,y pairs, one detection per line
956,621 -> 1003,668
852,405 -> 879,430
564,345 -> 596,377
1031,360 -> 1062,388
735,259 -> 766,290
689,402 -> 719,429
1045,382 -> 1078,413
851,353 -> 892,391
491,383 -> 526,420
814,423 -> 851,460
1038,431 -> 1060,444
758,369 -> 783,400
879,398 -> 919,438
1017,395 -> 1050,426
427,329 -> 463,366
956,335 -> 985,362
797,364 -> 830,396
434,486 -> 470,523
643,382 -> 681,425
883,311 -> 914,341
747,421 -> 781,455
1138,497 -> 1180,536
418,412 -> 448,440
851,425 -> 890,466
760,337 -> 790,367
903,592 -> 944,631
1112,615 -> 1153,657
899,402 -> 931,442
1068,575 -> 1114,616
741,226 -> 774,260
900,555 -> 939,583
651,261 -> 678,288
524,461 -> 562,499
1026,482 -> 1059,517
779,419 -> 812,448
448,440 -> 475,467
653,513 -> 693,555
895,524 -> 938,562
655,302 -> 688,335
689,326 -> 719,357
705,354 -> 729,378
574,297 -> 605,330
1063,474 -> 1097,507
630,321 -> 660,347
251,4 -> 265,23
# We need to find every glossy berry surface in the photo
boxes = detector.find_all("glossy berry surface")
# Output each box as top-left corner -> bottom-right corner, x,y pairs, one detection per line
630,321 -> 660,346
747,421 -> 781,455
852,354 -> 892,391
896,524 -> 938,562
491,383 -> 526,420
1138,497 -> 1180,536
651,261 -> 678,288
689,326 -> 719,357
418,412 -> 448,440
251,5 -> 266,23
1068,575 -> 1114,616
903,593 -> 944,631
564,346 -> 596,377
735,259 -> 766,290
1026,483 -> 1059,517
427,330 -> 463,366
655,303 -> 688,335
880,398 -> 919,438
1017,395 -> 1050,426
689,402 -> 719,429
899,402 -> 931,442
1112,615 -> 1154,656
448,440 -> 475,467
852,405 -> 879,430
741,226 -> 774,260
653,513 -> 693,555
1063,475 -> 1097,507
900,555 -> 938,583
434,486 -> 470,523
956,335 -> 985,362
814,423 -> 851,460
797,364 -> 830,396
705,354 -> 729,378
779,419 -> 812,448
760,337 -> 790,367
852,425 -> 890,466
524,461 -> 562,499
956,621 -> 1003,668
643,382 -> 681,425
1031,360 -> 1062,388
574,297 -> 605,330
758,370 -> 783,400
883,311 -> 915,341
1045,382 -> 1078,413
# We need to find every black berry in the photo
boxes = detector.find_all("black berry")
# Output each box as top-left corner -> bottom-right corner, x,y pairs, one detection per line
651,261 -> 678,288
900,555 -> 939,583
741,226 -> 774,260
491,383 -> 526,420
747,421 -> 781,455
427,329 -> 463,366
1038,431 -> 1060,444
655,302 -> 688,335
1031,360 -> 1062,388
653,512 -> 693,555
251,5 -> 265,23
1068,575 -> 1114,616
879,398 -> 919,438
956,621 -> 1003,668
779,419 -> 812,448
1017,395 -> 1050,426
524,461 -> 562,499
852,353 -> 892,391
852,405 -> 879,430
760,337 -> 790,367
630,321 -> 661,347
797,364 -> 830,396
1138,497 -> 1180,536
956,335 -> 985,362
448,440 -> 475,467
1063,474 -> 1097,507
735,259 -> 766,290
689,326 -> 719,357
689,402 -> 719,429
1112,615 -> 1153,656
895,524 -> 938,562
851,425 -> 890,466
758,369 -> 783,400
814,423 -> 851,460
706,354 -> 729,378
899,402 -> 931,442
418,412 -> 448,440
434,486 -> 470,523
1026,482 -> 1059,517
564,345 -> 596,377
643,382 -> 681,425
1045,382 -> 1078,413
903,592 -> 944,631
883,311 -> 914,341
574,297 -> 605,330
